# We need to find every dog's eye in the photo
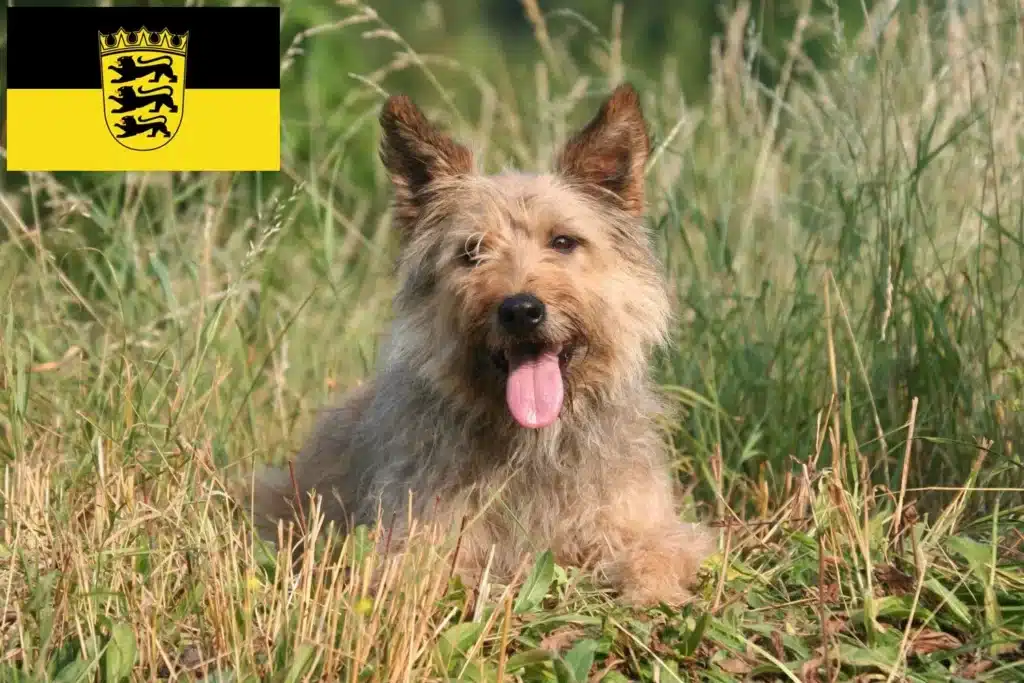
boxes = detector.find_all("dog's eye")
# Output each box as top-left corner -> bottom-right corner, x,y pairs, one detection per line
458,236 -> 486,267
550,235 -> 580,254
458,247 -> 482,267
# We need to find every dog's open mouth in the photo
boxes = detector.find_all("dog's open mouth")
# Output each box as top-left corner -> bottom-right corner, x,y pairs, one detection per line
491,343 -> 573,430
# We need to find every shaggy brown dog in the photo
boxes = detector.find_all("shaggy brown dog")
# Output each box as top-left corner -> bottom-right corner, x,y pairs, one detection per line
251,83 -> 715,605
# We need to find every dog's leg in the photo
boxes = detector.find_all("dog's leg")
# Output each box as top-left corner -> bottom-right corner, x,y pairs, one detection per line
585,467 -> 717,607
603,521 -> 716,607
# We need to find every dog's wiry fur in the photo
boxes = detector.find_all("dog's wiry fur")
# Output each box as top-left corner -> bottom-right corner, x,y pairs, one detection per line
251,84 -> 716,606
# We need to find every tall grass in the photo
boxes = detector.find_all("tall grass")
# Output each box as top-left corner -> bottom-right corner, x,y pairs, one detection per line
0,0 -> 1022,680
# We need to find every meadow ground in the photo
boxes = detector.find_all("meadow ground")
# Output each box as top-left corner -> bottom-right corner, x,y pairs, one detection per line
2,0 -> 1024,681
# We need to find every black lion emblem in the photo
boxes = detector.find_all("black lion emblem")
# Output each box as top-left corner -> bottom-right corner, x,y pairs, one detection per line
108,55 -> 178,84
108,85 -> 178,114
113,115 -> 172,139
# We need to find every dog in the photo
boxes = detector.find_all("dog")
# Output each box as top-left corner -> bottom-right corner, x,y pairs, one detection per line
250,83 -> 715,606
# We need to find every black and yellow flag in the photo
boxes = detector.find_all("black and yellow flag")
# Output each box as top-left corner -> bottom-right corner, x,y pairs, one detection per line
6,6 -> 280,172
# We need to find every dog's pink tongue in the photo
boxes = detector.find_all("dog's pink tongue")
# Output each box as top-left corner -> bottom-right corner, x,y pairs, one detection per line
505,351 -> 564,429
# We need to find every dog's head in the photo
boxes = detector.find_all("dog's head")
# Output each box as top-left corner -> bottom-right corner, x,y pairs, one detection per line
379,84 -> 670,429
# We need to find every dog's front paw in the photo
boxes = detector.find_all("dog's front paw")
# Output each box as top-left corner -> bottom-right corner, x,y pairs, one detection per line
611,553 -> 699,607
617,574 -> 696,607
604,523 -> 717,607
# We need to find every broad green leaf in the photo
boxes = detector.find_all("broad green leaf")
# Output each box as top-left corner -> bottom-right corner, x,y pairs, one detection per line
679,611 -> 710,657
504,648 -> 553,673
849,594 -> 936,623
52,659 -> 91,683
561,638 -> 599,683
437,621 -> 484,671
103,622 -> 137,683
600,672 -> 632,683
280,643 -> 316,683
349,525 -> 375,566
837,643 -> 899,673
946,536 -> 991,579
514,549 -> 555,614
0,663 -> 38,683
924,578 -> 972,627
552,657 -> 574,683
946,534 -> 1002,636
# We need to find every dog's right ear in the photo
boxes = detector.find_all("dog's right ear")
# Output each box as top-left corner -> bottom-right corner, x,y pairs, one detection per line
379,95 -> 474,229
554,83 -> 650,217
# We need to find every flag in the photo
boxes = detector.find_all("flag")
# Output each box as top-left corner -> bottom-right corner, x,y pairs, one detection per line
6,6 -> 281,172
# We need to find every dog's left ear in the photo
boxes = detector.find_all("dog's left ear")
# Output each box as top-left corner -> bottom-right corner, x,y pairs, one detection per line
379,95 -> 474,229
555,83 -> 650,216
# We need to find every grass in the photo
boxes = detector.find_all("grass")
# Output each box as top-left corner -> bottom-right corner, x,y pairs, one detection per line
2,0 -> 1024,680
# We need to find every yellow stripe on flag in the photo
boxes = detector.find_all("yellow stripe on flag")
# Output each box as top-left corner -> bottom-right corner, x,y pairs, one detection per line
7,89 -> 280,172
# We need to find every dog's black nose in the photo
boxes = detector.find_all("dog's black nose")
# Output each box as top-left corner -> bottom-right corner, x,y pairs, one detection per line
498,293 -> 546,336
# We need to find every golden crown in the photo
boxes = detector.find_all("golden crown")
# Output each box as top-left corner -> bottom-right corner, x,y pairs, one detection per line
98,27 -> 189,56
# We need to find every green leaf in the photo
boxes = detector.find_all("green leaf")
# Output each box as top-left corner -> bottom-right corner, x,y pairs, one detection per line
946,534 -> 1002,636
600,672 -> 632,683
849,594 -> 936,623
561,639 -> 599,683
519,613 -> 602,630
19,630 -> 35,675
146,252 -> 177,309
437,621 -> 484,671
52,659 -> 91,683
280,643 -> 316,683
837,643 -> 900,673
679,611 -> 710,657
103,622 -> 137,683
946,536 -> 990,578
553,657 -> 574,683
504,648 -> 553,673
514,549 -> 555,614
924,578 -> 972,627
0,663 -> 39,683
349,525 -> 375,567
